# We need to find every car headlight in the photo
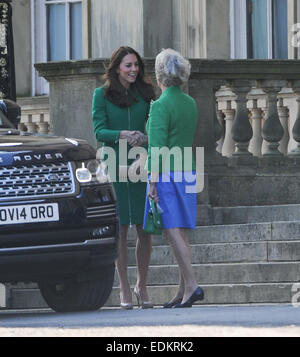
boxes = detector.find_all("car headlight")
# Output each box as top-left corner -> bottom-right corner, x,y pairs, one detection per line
76,163 -> 92,183
75,160 -> 111,184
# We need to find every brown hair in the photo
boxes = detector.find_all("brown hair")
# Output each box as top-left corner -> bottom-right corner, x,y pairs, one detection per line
103,46 -> 155,108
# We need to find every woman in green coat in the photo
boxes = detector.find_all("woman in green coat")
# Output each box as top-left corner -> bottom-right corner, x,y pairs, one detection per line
92,46 -> 155,309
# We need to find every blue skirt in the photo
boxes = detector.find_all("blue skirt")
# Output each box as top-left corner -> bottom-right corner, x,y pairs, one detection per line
143,171 -> 197,230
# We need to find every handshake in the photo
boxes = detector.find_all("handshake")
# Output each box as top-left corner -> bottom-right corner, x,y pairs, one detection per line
119,130 -> 148,147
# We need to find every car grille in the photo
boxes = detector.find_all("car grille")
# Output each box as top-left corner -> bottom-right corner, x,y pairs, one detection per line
86,204 -> 117,220
0,162 -> 75,200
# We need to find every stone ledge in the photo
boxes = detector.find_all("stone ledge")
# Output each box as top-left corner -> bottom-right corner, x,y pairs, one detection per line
121,261 -> 300,286
35,59 -> 300,80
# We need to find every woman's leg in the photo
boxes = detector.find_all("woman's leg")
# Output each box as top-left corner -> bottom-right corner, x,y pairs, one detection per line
166,230 -> 192,303
165,228 -> 198,303
115,224 -> 132,304
135,224 -> 152,302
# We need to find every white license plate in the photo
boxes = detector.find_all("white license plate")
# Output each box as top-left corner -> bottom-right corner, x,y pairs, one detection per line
0,203 -> 59,225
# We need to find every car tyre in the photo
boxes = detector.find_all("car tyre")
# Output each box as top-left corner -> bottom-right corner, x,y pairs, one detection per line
38,264 -> 115,312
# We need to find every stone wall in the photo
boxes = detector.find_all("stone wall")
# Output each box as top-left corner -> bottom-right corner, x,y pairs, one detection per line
11,0 -> 31,97
91,0 -> 144,58
90,0 -> 230,58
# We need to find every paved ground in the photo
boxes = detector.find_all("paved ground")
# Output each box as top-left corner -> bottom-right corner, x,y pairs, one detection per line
0,303 -> 300,337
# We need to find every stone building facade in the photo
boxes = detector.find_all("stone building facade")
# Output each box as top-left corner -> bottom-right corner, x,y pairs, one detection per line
7,0 -> 300,140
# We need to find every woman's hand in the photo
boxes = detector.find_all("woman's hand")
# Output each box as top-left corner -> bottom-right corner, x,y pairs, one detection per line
133,132 -> 148,146
119,130 -> 139,146
148,182 -> 159,203
119,131 -> 148,147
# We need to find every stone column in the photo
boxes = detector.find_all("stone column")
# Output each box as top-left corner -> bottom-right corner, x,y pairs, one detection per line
248,99 -> 263,157
288,81 -> 300,156
205,0 -> 231,59
37,113 -> 50,134
143,0 -> 173,56
25,114 -> 37,133
277,98 -> 290,155
261,107 -> 268,155
227,80 -> 253,156
221,100 -> 235,157
257,80 -> 286,157
216,109 -> 225,154
213,103 -> 224,155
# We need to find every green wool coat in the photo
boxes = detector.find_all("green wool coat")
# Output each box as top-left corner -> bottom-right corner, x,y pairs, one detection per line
146,86 -> 198,174
92,86 -> 150,226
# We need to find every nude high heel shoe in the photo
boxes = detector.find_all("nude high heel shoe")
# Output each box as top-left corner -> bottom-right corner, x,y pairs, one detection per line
120,302 -> 133,310
133,287 -> 153,309
119,290 -> 133,310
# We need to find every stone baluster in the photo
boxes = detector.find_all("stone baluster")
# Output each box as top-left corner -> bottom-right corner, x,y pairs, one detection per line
248,99 -> 263,157
25,114 -> 37,133
221,100 -> 236,157
261,107 -> 268,155
37,113 -> 50,134
288,81 -> 300,156
213,86 -> 224,154
277,98 -> 290,155
216,109 -> 225,154
257,80 -> 285,156
227,80 -> 253,156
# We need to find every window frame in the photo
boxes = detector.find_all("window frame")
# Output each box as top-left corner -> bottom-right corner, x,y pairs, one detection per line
230,0 -> 277,59
31,0 -> 83,96
230,0 -> 248,59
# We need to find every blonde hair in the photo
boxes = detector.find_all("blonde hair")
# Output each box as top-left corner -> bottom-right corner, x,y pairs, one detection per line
155,48 -> 191,87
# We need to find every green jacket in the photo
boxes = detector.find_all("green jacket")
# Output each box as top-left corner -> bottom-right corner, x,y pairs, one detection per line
146,86 -> 198,174
92,86 -> 150,167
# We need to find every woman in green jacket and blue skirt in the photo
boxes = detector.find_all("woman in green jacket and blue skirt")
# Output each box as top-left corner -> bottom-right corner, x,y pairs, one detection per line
144,48 -> 204,308
92,47 -> 155,309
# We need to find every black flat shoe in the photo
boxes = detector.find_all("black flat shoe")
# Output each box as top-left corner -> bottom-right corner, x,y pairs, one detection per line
173,287 -> 204,308
163,298 -> 182,309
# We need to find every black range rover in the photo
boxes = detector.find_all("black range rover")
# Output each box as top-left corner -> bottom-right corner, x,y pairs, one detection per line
0,99 -> 119,312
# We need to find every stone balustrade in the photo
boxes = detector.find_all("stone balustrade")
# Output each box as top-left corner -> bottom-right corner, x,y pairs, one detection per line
184,60 -> 300,162
32,58 -> 300,155
216,84 -> 300,158
17,96 -> 50,134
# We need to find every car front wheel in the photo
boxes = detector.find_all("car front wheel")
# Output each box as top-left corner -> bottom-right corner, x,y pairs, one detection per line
38,264 -> 115,312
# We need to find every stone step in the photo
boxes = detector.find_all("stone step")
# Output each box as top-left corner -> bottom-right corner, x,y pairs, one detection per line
212,204 -> 300,225
114,261 -> 300,287
5,218 -> 300,310
268,240 -> 300,261
127,222 -> 271,246
106,282 -> 295,307
5,281 -> 297,309
128,242 -> 265,266
127,220 -> 300,247
126,240 -> 300,266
